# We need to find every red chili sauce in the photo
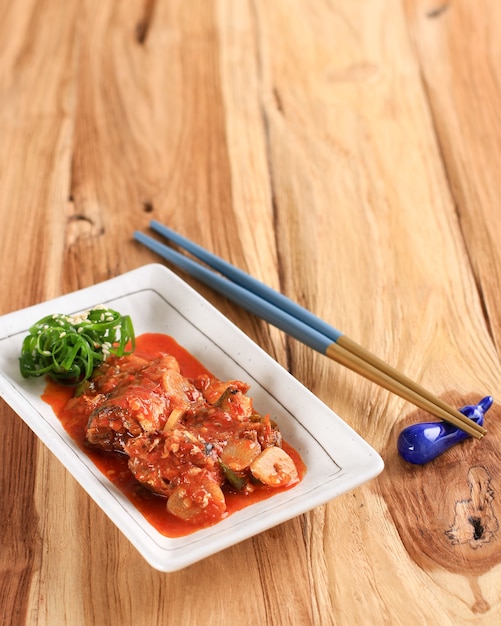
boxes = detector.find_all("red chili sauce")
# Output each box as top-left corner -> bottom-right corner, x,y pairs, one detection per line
42,333 -> 305,537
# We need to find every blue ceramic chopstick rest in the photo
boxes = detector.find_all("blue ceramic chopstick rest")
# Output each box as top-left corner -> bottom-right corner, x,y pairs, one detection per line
397,396 -> 493,465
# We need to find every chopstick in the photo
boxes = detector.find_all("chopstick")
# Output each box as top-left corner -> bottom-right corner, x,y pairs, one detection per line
134,221 -> 486,439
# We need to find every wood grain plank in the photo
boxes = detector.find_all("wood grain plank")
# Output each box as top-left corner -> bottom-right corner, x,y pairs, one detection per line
399,1 -> 501,617
0,2 -> 80,624
404,0 -> 501,353
14,1 -> 311,624
254,0 -> 501,622
1,0 -> 501,624
0,0 -> 79,310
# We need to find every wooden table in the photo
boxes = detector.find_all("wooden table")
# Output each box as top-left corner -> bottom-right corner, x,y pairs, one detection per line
1,1 -> 501,624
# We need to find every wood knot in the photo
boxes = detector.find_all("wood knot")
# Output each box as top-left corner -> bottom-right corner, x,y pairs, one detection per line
445,466 -> 499,548
427,4 -> 449,19
379,393 -> 501,578
66,212 -> 104,245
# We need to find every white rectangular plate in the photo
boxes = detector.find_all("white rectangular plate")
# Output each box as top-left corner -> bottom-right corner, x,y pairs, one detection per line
0,264 -> 383,571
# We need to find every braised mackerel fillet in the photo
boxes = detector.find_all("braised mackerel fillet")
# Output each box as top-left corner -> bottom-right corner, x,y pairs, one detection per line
66,351 -> 299,525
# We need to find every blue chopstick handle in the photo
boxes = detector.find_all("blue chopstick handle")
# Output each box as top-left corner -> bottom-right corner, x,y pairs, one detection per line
149,220 -> 344,343
134,231 -> 333,354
